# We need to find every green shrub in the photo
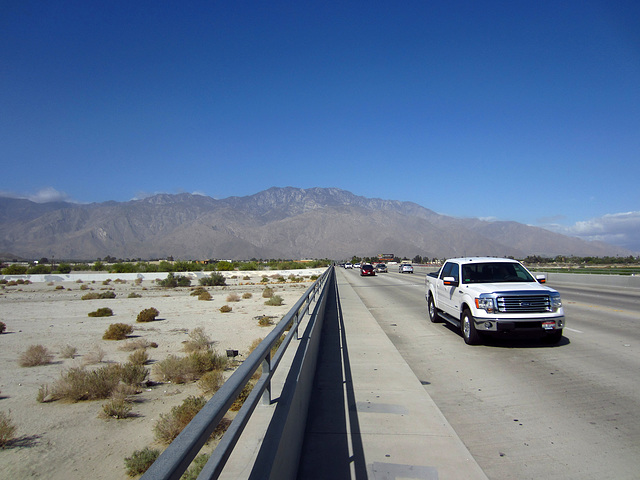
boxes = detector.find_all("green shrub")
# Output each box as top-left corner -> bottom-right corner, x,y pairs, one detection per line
188,349 -> 227,377
153,396 -> 207,444
265,295 -> 284,306
88,307 -> 113,317
103,323 -> 134,340
119,362 -> 149,386
127,292 -> 142,298
0,411 -> 17,448
136,307 -> 159,323
124,447 -> 160,477
181,454 -> 210,480
19,344 -> 53,367
199,273 -> 226,286
215,261 -> 234,271
2,264 -> 27,275
230,381 -> 255,411
157,273 -> 190,288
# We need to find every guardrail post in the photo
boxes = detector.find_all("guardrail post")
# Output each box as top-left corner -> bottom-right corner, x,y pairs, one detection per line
262,351 -> 272,405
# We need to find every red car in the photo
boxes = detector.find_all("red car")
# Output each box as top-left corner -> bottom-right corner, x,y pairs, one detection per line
360,264 -> 376,276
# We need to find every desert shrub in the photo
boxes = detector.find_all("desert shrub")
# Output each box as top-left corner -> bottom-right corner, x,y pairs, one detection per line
198,291 -> 212,301
136,307 -> 159,323
51,365 -> 123,401
198,370 -> 224,395
190,286 -> 207,296
119,338 -> 154,351
265,295 -> 284,306
157,273 -> 190,288
119,362 -> 149,385
128,349 -> 150,365
242,292 -> 253,299
230,381 -> 255,411
83,345 -> 106,364
36,384 -> 50,403
19,344 -> 53,367
189,349 -> 227,377
54,285 -> 64,290
181,453 -> 210,480
183,327 -> 211,353
274,275 -> 286,283
258,315 -> 274,327
262,286 -> 274,298
0,322 -> 6,334
88,307 -> 113,317
0,411 -> 17,448
219,304 -> 232,313
60,345 -> 77,359
226,293 -> 240,302
81,291 -> 116,300
102,394 -> 133,419
215,261 -> 234,271
80,284 -> 89,290
199,272 -> 226,286
242,275 -> 251,280
260,276 -> 269,283
134,277 -> 143,285
154,395 -> 207,444
2,264 -> 27,275
154,355 -> 193,384
310,274 -> 319,280
102,279 -> 112,285
124,447 -> 160,477
103,323 -> 134,340
127,292 -> 142,298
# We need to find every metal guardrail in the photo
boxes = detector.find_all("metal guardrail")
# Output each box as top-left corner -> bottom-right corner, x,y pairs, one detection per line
141,266 -> 333,480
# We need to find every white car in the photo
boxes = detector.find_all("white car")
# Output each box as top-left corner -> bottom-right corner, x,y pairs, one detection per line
399,264 -> 414,273
345,263 -> 353,269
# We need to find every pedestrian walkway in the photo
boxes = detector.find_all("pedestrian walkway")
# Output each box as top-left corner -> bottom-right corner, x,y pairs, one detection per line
297,269 -> 488,479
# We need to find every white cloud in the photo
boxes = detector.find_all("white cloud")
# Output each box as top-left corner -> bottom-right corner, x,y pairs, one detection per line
0,187 -> 72,203
544,211 -> 640,252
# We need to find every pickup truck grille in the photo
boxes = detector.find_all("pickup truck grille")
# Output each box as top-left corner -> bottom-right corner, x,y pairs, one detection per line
496,295 -> 550,313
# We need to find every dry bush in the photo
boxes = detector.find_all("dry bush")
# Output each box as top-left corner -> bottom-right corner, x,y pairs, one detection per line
88,307 -> 113,317
119,338 -> 154,351
124,447 -> 160,477
0,321 -> 6,334
103,323 -> 134,340
258,315 -> 274,327
183,327 -> 211,353
198,291 -> 212,301
226,293 -> 240,302
153,395 -> 207,444
80,284 -> 90,290
19,344 -> 53,367
83,345 -> 106,365
60,345 -> 77,359
136,307 -> 159,323
134,277 -> 143,285
198,370 -> 224,395
118,362 -> 149,386
262,286 -> 274,298
230,381 -> 256,411
81,291 -> 116,300
190,287 -> 207,296
219,304 -> 232,313
102,394 -> 133,419
154,350 -> 227,384
127,292 -> 142,298
51,365 -> 123,401
0,411 -> 17,448
264,295 -> 284,306
128,349 -> 150,365
242,292 -> 253,299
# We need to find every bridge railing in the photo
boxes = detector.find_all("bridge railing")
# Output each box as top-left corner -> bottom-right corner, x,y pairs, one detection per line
141,266 -> 333,480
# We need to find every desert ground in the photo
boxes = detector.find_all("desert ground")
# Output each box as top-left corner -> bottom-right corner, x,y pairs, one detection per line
0,269 -> 324,479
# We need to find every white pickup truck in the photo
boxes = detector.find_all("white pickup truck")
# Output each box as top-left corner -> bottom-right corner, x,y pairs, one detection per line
425,257 -> 564,345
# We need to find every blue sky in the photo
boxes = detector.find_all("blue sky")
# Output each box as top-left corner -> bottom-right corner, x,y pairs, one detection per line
2,1 -> 639,252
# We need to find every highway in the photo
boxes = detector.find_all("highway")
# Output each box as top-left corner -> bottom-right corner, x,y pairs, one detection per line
337,267 -> 640,480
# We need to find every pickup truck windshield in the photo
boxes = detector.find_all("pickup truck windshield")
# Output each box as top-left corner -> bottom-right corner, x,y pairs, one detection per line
461,262 -> 535,284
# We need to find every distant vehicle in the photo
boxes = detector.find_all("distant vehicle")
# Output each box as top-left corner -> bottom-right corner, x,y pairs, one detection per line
399,264 -> 414,273
354,263 -> 361,268
425,257 -> 564,345
375,263 -> 388,273
360,264 -> 376,276
344,263 -> 353,269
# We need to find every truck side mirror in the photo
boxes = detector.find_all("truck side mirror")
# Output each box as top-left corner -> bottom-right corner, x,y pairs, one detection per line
443,276 -> 458,286
536,275 -> 546,284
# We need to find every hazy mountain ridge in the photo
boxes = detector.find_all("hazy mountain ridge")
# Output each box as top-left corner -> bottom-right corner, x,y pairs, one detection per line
0,187 -> 632,260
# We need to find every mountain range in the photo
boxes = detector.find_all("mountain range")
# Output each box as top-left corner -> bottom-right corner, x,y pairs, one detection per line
0,187 -> 632,261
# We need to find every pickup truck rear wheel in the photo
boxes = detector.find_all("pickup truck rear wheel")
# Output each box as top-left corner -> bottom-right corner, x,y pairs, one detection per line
461,309 -> 481,345
428,295 -> 440,323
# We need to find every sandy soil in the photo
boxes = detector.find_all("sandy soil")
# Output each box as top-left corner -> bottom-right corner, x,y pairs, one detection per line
0,270 -> 323,479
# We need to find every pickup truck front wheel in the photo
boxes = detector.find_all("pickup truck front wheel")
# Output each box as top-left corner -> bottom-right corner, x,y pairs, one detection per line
428,295 -> 440,323
461,309 -> 481,345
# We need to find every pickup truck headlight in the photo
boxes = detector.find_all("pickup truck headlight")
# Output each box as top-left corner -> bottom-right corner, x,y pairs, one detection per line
475,294 -> 495,313
550,292 -> 562,311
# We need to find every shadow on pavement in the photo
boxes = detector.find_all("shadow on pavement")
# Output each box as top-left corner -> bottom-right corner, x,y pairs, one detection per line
297,278 -> 367,479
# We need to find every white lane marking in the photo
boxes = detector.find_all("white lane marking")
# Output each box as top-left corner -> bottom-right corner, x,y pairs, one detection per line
565,327 -> 583,333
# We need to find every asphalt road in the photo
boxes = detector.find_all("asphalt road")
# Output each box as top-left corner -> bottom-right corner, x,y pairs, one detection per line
337,267 -> 640,480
